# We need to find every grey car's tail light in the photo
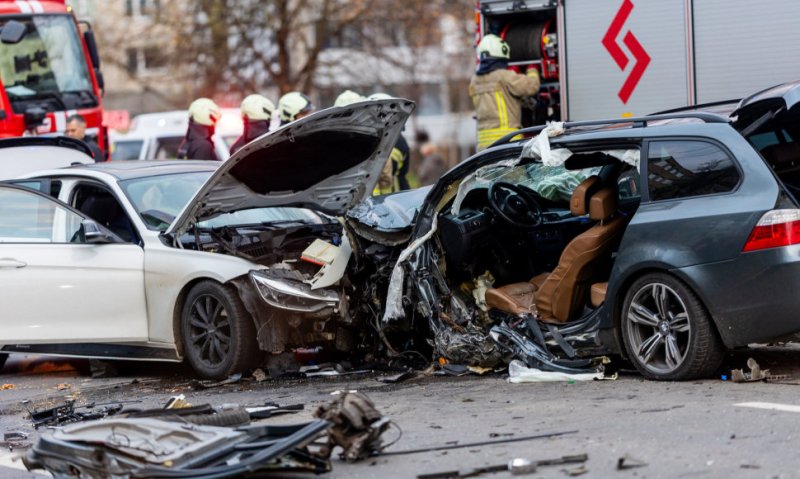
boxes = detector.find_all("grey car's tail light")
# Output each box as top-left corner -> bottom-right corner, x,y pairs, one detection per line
742,209 -> 800,252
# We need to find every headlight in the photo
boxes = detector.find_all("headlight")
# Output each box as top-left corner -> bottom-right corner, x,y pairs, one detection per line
250,271 -> 339,313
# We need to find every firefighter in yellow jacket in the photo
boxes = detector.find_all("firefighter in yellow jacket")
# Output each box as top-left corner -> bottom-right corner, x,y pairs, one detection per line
470,34 -> 540,150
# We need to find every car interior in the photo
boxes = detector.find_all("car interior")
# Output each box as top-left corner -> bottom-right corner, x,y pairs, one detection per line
435,150 -> 641,324
72,183 -> 138,243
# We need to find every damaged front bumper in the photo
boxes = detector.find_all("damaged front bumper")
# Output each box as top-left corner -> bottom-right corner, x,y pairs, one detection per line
250,269 -> 340,314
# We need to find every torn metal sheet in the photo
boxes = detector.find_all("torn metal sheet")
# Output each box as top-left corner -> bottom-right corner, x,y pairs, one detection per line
382,214 -> 438,323
24,418 -> 331,478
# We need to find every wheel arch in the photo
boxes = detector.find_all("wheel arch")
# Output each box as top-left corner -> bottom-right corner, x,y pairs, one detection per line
172,277 -> 226,360
610,266 -> 724,360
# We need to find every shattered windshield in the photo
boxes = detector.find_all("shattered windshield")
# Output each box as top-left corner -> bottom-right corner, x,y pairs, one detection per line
121,171 -> 329,231
0,15 -> 95,111
478,162 -> 597,204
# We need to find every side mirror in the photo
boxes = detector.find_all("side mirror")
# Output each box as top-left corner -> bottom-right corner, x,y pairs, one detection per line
82,28 -> 100,68
1,20 -> 26,44
94,68 -> 105,93
23,106 -> 46,129
82,219 -> 117,244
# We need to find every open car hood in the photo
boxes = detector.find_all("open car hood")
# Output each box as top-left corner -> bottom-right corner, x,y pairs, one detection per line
731,80 -> 800,132
166,99 -> 414,236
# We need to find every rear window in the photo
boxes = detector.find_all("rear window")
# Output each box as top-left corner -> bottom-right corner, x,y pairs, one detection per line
647,140 -> 739,201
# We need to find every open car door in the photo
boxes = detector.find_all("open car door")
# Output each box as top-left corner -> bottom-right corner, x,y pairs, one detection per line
0,184 -> 149,345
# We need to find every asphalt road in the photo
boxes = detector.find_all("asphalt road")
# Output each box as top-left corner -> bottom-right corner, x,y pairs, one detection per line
1,347 -> 800,478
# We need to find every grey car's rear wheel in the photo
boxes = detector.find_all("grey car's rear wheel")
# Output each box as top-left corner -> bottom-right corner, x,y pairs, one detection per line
181,281 -> 258,380
622,273 -> 723,380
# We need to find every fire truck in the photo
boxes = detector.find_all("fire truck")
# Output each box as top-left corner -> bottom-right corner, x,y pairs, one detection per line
0,0 -> 105,158
477,0 -> 800,125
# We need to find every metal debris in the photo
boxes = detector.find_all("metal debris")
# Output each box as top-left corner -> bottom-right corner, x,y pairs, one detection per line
731,358 -> 771,383
190,372 -> 243,390
23,417 -> 331,477
381,430 -> 579,457
377,371 -> 416,383
28,400 -> 124,429
617,454 -> 647,470
417,454 -> 588,478
314,391 -> 395,462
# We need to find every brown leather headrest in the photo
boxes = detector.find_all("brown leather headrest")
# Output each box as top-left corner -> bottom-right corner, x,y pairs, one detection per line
570,175 -> 601,216
589,187 -> 617,221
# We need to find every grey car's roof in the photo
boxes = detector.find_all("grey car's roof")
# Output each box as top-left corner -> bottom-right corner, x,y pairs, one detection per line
66,160 -> 219,180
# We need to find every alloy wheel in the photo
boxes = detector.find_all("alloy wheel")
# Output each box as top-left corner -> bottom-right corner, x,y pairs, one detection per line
625,282 -> 691,375
188,294 -> 232,368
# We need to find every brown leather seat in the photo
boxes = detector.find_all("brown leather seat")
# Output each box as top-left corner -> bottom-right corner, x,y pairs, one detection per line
485,176 -> 627,323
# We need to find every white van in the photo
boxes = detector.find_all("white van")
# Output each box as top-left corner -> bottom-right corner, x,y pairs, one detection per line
109,110 -> 241,161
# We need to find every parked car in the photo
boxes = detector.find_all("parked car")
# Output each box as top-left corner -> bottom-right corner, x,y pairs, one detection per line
5,85 -> 800,382
108,110 -> 236,161
0,137 -> 93,180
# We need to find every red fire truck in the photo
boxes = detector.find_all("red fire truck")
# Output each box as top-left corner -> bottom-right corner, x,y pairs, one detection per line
0,0 -> 105,158
477,0 -> 800,126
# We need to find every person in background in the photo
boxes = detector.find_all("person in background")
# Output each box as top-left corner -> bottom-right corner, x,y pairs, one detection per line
470,33 -> 540,151
278,92 -> 315,126
229,94 -> 275,155
418,141 -> 447,186
368,92 -> 411,193
334,89 -> 365,107
65,114 -> 104,162
177,98 -> 221,161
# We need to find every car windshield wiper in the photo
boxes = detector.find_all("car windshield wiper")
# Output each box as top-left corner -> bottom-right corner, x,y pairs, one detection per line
62,89 -> 98,106
20,90 -> 68,110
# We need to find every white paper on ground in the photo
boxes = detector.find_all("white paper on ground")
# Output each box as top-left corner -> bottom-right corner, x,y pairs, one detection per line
507,359 -> 603,383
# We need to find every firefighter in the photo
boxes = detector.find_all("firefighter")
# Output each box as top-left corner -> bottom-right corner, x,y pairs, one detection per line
470,34 -> 540,151
369,92 -> 411,193
334,89 -> 364,107
177,98 -> 221,161
229,94 -> 275,155
278,92 -> 315,126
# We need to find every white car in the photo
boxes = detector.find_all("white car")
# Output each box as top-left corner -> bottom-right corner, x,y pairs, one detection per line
0,137 -> 93,180
0,100 -> 412,378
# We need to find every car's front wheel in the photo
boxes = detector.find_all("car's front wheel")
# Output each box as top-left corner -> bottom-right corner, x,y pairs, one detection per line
181,281 -> 259,380
621,273 -> 723,380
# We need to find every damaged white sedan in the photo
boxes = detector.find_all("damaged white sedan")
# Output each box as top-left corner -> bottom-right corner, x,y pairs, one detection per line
0,100 -> 413,379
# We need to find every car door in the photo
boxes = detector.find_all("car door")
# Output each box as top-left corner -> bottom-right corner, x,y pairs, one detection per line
0,184 -> 149,343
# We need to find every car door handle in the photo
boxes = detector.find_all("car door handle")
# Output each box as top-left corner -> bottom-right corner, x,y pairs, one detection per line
0,258 -> 27,269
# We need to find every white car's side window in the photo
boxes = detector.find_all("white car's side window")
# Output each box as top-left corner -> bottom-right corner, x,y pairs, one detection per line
0,187 -> 84,244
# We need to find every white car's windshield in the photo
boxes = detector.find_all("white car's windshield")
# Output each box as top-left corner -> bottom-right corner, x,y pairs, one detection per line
121,171 -> 329,231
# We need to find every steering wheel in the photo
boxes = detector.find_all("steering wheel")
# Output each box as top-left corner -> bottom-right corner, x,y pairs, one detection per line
488,181 -> 543,229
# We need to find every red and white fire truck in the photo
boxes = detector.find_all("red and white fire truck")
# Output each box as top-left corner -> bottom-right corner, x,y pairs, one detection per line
0,0 -> 105,157
477,0 -> 800,125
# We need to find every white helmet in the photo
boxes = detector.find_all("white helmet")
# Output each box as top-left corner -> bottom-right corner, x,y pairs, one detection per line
240,94 -> 275,121
188,98 -> 221,126
477,34 -> 510,60
334,90 -> 365,107
368,92 -> 394,101
278,92 -> 314,123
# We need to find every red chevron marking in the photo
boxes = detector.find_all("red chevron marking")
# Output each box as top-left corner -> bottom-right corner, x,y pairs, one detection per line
602,0 -> 633,70
618,31 -> 650,104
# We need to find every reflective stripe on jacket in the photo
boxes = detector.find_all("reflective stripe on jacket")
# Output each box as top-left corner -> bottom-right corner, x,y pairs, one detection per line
470,68 -> 540,150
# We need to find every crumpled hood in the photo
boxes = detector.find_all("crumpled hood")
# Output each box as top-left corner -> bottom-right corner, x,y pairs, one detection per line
166,99 -> 415,236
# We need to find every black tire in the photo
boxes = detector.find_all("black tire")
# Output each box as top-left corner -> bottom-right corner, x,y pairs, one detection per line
621,272 -> 723,380
181,281 -> 259,380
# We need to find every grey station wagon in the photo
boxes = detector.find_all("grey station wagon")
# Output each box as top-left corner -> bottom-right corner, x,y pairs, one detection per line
370,80 -> 800,381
